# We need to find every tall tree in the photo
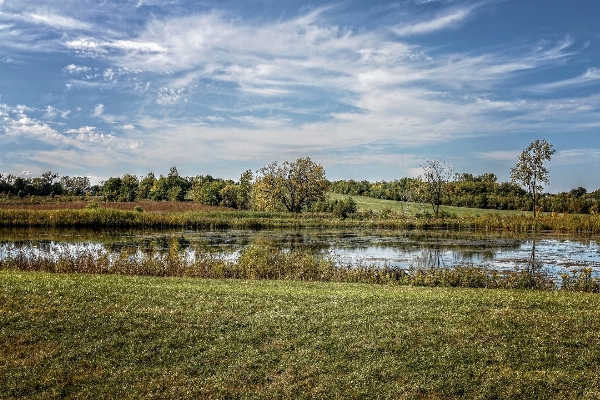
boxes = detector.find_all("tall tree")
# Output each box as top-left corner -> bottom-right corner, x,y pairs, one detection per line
419,159 -> 454,218
510,139 -> 555,217
254,157 -> 328,213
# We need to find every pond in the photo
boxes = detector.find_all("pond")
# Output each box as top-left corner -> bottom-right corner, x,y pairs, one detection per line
1,227 -> 599,278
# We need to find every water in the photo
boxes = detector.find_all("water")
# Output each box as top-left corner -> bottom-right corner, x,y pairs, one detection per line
1,227 -> 599,277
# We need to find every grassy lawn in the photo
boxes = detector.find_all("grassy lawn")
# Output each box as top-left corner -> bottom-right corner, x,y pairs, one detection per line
2,271 -> 600,399
329,192 -> 528,217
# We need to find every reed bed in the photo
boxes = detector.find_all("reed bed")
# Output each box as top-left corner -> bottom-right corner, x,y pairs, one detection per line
1,207 -> 600,232
3,243 -> 598,291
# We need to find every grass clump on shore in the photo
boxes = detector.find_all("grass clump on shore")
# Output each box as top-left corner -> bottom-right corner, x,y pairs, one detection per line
3,271 -> 600,399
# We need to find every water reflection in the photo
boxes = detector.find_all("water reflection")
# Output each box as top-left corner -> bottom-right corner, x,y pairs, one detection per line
1,226 -> 599,278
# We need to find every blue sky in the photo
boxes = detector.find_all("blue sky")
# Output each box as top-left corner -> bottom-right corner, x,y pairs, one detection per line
1,0 -> 599,192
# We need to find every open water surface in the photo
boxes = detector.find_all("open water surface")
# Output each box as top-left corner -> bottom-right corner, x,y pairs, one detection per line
1,227 -> 599,278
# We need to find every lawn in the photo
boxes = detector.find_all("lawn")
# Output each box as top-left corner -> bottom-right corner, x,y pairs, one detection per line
2,271 -> 600,399
328,192 -> 529,217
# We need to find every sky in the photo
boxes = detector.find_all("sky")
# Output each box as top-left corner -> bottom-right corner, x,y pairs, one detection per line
1,0 -> 599,192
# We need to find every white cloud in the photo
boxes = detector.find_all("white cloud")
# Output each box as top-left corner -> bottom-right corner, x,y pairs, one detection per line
157,87 -> 186,104
63,64 -> 91,74
1,105 -> 140,154
45,105 -> 57,118
65,37 -> 166,54
92,104 -> 104,117
122,124 -> 135,130
392,7 -> 472,36
25,12 -> 91,30
103,68 -> 115,82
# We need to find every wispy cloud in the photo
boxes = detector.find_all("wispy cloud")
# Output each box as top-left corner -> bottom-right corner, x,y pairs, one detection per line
25,12 -> 91,30
474,150 -> 520,163
392,7 -> 473,36
530,68 -> 600,92
65,37 -> 166,54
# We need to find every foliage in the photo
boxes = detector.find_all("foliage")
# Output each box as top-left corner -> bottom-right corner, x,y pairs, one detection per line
191,175 -> 225,206
511,139 -> 555,217
149,167 -> 190,201
418,158 -> 454,217
311,196 -> 357,218
0,171 -> 63,197
254,157 -> 328,213
237,169 -> 253,210
59,175 -> 91,196
101,177 -> 123,202
136,172 -> 156,200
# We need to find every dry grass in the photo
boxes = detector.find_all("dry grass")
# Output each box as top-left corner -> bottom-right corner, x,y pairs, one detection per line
0,198 -> 228,212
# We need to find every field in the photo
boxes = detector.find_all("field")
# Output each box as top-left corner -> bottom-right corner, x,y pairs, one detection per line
2,271 -> 600,399
1,194 -> 526,216
328,192 -> 529,216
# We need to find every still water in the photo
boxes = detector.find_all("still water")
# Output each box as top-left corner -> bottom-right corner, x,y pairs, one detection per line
1,227 -> 599,277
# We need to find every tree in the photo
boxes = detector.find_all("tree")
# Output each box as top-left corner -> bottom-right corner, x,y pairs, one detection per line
120,174 -> 139,202
60,175 -> 91,196
237,170 -> 253,210
254,157 -> 328,213
510,139 -> 555,217
418,159 -> 454,218
102,177 -> 122,201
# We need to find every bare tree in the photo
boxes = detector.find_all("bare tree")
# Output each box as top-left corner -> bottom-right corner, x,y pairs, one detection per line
510,140 -> 555,217
419,159 -> 454,218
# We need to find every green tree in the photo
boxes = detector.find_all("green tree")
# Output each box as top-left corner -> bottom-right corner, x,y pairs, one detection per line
418,159 -> 454,218
102,177 -> 122,202
219,183 -> 239,208
237,170 -> 253,210
137,172 -> 156,199
510,139 -> 555,217
166,167 -> 189,201
60,176 -> 91,196
120,174 -> 139,202
254,157 -> 328,213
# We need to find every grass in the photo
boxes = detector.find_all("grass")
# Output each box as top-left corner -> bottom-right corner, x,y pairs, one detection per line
328,192 -> 528,216
2,271 -> 600,399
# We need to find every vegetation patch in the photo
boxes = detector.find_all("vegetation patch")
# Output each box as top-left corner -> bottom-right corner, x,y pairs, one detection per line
3,243 -> 600,291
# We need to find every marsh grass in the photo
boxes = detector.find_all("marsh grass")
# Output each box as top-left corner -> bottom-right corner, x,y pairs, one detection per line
2,207 -> 600,233
3,271 -> 600,399
4,243 -> 598,291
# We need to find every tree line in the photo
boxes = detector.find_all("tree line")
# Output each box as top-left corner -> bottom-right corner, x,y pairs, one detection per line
0,159 -> 336,213
2,142 -> 599,215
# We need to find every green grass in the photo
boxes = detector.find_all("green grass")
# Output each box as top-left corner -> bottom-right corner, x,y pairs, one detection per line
3,271 -> 600,399
328,192 -> 528,216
